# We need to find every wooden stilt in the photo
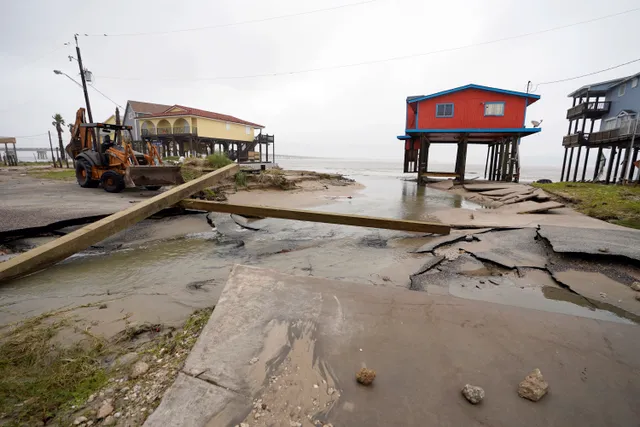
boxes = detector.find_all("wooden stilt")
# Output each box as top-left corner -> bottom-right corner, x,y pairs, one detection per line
613,147 -> 623,184
457,135 -> 468,183
572,146 -> 582,182
484,145 -> 490,179
565,148 -> 574,182
560,147 -> 568,182
500,141 -> 509,182
507,137 -> 517,182
417,135 -> 428,186
581,148 -> 590,182
629,147 -> 639,181
593,147 -> 603,181
488,144 -> 495,180
605,147 -> 616,184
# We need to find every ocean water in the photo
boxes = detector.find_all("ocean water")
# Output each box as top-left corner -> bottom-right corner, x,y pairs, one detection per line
277,155 -> 567,183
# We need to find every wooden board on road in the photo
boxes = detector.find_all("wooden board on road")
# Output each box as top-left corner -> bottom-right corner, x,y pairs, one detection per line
0,164 -> 239,283
180,200 -> 451,235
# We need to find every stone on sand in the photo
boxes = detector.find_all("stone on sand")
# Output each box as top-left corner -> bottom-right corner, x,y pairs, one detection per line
631,282 -> 640,292
131,361 -> 149,378
461,384 -> 485,404
356,368 -> 376,385
97,399 -> 114,419
518,368 -> 549,402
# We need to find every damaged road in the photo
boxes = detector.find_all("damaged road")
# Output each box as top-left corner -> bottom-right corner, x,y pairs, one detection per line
408,227 -> 640,323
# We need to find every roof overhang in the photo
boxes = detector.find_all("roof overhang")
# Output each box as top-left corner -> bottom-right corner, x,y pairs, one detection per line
407,84 -> 540,105
400,128 -> 541,142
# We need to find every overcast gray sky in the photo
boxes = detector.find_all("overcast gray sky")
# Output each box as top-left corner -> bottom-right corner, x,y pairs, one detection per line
1,0 -> 639,165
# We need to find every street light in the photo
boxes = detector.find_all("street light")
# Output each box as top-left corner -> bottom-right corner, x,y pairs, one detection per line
53,69 -> 84,90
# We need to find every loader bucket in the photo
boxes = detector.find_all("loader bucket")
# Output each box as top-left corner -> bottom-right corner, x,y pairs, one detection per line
125,165 -> 185,187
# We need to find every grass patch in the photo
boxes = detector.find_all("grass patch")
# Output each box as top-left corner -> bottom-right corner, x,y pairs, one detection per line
27,169 -> 76,181
234,171 -> 247,188
205,153 -> 233,169
532,182 -> 640,229
180,166 -> 204,182
0,315 -> 108,426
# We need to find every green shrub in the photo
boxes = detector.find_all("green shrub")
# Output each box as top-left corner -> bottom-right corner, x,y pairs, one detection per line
235,171 -> 247,188
205,153 -> 233,169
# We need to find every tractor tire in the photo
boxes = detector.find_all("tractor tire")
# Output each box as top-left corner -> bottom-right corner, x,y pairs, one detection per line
145,185 -> 162,191
101,170 -> 126,193
76,160 -> 99,188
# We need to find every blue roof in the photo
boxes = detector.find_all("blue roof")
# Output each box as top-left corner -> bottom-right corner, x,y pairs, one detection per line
407,84 -> 541,104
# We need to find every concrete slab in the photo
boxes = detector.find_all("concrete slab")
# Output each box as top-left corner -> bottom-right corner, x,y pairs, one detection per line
431,208 -> 623,230
480,186 -> 532,197
144,373 -> 248,427
414,229 -> 492,253
497,201 -> 565,214
463,183 -> 515,192
149,265 -> 640,427
539,225 -> 640,262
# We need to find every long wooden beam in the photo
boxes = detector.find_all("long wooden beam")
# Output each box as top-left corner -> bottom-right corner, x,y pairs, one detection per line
0,164 -> 239,283
179,200 -> 451,235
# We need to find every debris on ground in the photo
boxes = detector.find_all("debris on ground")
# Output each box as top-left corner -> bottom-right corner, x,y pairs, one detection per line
131,361 -> 150,379
518,368 -> 549,402
461,384 -> 485,404
631,282 -> 640,292
356,368 -> 376,385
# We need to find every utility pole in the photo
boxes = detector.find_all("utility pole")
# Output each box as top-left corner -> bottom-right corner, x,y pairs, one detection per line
74,34 -> 93,123
48,131 -> 57,168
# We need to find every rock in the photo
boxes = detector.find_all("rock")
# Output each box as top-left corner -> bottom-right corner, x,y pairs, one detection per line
636,294 -> 640,302
599,292 -> 607,299
461,384 -> 485,404
631,282 -> 640,292
240,424 -> 249,427
97,399 -> 114,419
356,368 -> 376,386
113,412 -> 122,419
131,361 -> 149,378
73,416 -> 88,425
465,235 -> 473,242
115,352 -> 139,367
290,422 -> 302,427
249,357 -> 259,365
102,415 -> 116,426
87,394 -> 96,403
86,422 -> 94,426
518,368 -> 549,402
99,303 -> 108,309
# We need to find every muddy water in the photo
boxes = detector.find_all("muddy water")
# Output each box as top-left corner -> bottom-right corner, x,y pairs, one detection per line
0,174 -> 475,328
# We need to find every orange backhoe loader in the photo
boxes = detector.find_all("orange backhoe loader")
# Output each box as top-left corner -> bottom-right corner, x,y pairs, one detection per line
65,108 -> 183,193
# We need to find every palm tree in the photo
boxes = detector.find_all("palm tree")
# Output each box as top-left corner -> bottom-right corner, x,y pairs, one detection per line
52,113 -> 67,166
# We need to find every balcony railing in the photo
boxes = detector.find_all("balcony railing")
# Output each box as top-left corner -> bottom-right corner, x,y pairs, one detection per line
141,127 -> 198,137
564,121 -> 640,146
566,101 -> 611,119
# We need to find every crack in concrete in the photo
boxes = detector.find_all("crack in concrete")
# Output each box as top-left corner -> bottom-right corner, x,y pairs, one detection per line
182,368 -> 249,398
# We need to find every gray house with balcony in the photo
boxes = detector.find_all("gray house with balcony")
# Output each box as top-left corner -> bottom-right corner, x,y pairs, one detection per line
561,71 -> 640,183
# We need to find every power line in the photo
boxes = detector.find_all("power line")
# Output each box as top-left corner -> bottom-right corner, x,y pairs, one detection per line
532,58 -> 640,90
84,0 -> 379,37
12,133 -> 48,139
95,6 -> 640,82
88,84 -> 123,109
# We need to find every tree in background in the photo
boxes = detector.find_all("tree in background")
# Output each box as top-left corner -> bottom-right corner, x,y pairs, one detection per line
52,113 -> 68,167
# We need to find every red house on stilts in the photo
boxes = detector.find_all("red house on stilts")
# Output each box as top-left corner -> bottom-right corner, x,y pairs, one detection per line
397,84 -> 541,184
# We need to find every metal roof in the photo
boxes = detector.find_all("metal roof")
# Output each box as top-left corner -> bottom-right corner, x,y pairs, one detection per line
407,84 -> 540,104
567,71 -> 640,98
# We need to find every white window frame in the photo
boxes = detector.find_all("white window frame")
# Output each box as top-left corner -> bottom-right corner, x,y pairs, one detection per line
225,122 -> 230,130
245,125 -> 251,135
128,111 -> 134,120
435,103 -> 454,118
618,83 -> 626,97
484,101 -> 505,117
632,77 -> 638,88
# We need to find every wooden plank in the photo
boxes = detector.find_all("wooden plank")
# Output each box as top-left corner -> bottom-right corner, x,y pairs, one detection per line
180,200 -> 451,235
0,164 -> 239,283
